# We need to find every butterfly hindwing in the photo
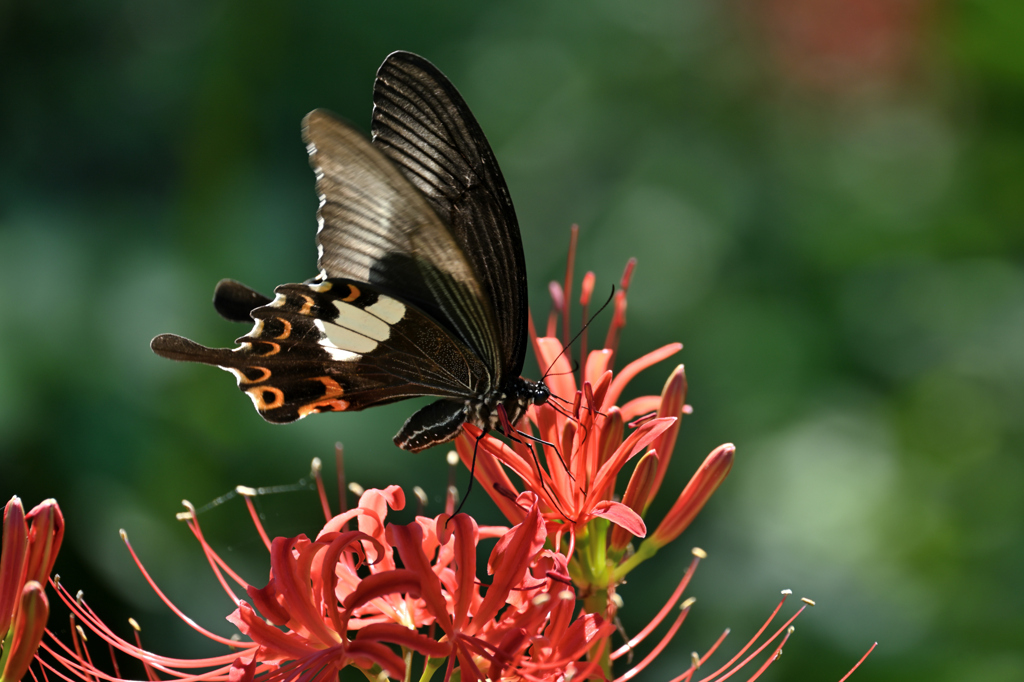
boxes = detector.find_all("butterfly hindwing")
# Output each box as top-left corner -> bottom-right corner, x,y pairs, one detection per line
212,279 -> 273,322
151,278 -> 491,424
371,51 -> 529,380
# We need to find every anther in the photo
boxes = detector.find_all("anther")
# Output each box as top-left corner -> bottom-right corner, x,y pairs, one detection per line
801,597 -> 816,606
691,547 -> 707,559
413,487 -> 428,508
681,597 -> 696,610
558,589 -> 575,600
690,652 -> 701,669
781,588 -> 792,595
446,450 -> 459,467
310,457 -> 322,475
128,618 -> 141,631
348,482 -> 364,497
236,486 -> 258,497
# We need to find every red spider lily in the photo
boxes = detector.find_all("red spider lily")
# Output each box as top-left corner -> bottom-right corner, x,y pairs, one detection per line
31,478 -> 610,682
0,496 -> 63,682
13,228 -> 877,682
17,461 -> 874,682
27,480 -> 872,682
453,232 -> 734,612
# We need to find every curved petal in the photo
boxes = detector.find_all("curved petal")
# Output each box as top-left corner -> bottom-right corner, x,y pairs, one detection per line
605,343 -> 682,407
535,337 -> 577,403
590,500 -> 646,539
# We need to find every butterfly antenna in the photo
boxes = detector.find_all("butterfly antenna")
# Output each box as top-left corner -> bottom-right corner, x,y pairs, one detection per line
543,360 -> 581,382
541,285 -> 616,381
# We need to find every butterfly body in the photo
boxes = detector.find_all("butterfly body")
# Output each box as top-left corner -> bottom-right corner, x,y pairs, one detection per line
152,51 -> 548,452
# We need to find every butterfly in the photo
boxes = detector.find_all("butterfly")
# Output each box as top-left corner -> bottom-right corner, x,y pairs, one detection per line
151,51 -> 550,452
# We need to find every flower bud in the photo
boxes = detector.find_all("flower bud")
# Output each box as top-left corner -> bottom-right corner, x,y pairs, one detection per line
609,451 -> 659,552
0,497 -> 28,638
650,444 -> 734,548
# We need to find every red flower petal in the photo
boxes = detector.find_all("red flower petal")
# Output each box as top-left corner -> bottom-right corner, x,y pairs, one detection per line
651,443 -> 735,547
24,499 -> 63,587
229,601 -> 319,660
354,622 -> 450,659
382,524 -> 455,633
589,417 -> 675,508
437,514 -> 478,631
474,497 -> 545,629
590,500 -> 646,539
605,343 -> 683,407
0,496 -> 28,638
1,580 -> 48,682
609,451 -> 659,552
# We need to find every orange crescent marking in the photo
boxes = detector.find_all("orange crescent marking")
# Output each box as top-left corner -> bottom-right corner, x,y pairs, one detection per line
298,399 -> 350,418
298,294 -> 315,315
314,376 -> 345,399
239,366 -> 271,384
249,386 -> 285,411
274,318 -> 292,340
342,284 -> 360,302
259,342 -> 281,357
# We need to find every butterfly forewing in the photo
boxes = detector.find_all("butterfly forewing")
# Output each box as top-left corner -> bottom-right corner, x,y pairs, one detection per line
371,51 -> 529,380
151,278 -> 490,423
304,109 -> 502,374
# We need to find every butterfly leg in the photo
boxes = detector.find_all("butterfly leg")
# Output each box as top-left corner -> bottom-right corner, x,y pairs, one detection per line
394,399 -> 469,453
450,428 -> 488,520
496,405 -> 573,518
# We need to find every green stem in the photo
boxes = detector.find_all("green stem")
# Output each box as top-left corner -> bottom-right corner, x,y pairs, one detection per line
0,626 -> 12,680
613,539 -> 658,582
582,588 -> 613,678
419,656 -> 446,682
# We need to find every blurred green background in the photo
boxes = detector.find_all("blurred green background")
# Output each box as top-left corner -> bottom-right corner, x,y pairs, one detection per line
2,0 -> 1023,679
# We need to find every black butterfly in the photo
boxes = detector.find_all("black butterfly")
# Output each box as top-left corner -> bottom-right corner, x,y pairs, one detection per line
151,51 -> 549,452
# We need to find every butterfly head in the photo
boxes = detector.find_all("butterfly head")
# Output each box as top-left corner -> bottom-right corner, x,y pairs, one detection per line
523,377 -> 550,407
